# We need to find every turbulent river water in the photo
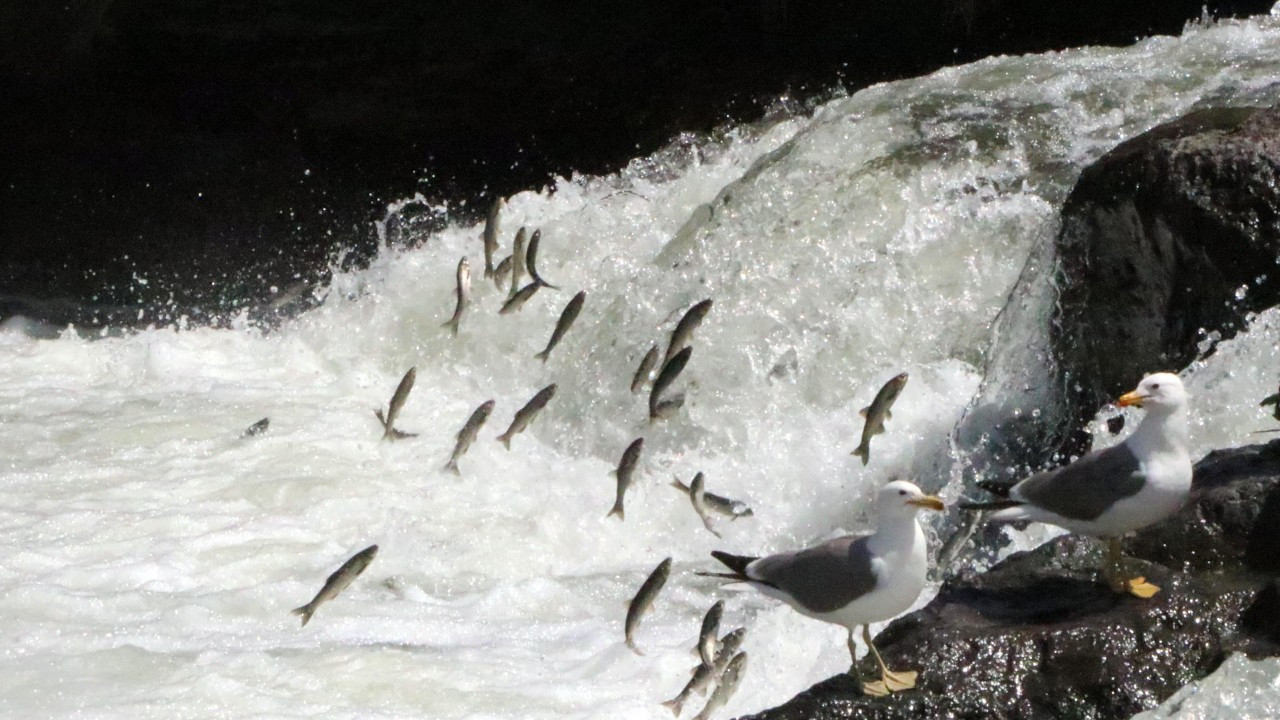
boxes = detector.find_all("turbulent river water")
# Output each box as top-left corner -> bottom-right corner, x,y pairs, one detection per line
4,9 -> 1280,720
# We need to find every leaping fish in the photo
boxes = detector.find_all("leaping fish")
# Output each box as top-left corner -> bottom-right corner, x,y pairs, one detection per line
291,544 -> 378,627
375,368 -> 418,441
665,299 -> 712,362
445,400 -> 495,475
851,372 -> 908,465
482,197 -> 501,278
670,475 -> 753,520
624,556 -> 671,655
649,347 -> 691,421
692,651 -> 748,720
496,384 -> 557,449
608,437 -> 644,520
535,291 -> 585,362
525,229 -> 559,289
631,344 -> 661,394
442,257 -> 470,336
508,227 -> 528,298
661,628 -> 747,716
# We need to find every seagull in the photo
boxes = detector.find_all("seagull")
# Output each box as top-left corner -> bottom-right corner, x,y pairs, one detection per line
962,372 -> 1192,598
702,480 -> 944,696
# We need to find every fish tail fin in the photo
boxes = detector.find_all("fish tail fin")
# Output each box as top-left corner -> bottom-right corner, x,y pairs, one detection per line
626,636 -> 644,656
670,477 -> 690,492
444,460 -> 460,475
660,697 -> 683,715
851,444 -> 869,464
607,500 -> 625,520
498,433 -> 512,450
291,604 -> 314,627
858,406 -> 869,418
375,408 -> 388,429
442,316 -> 460,336
534,349 -> 549,362
389,429 -> 417,441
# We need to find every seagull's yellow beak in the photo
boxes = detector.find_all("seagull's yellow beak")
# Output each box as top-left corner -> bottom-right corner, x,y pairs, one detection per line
1117,390 -> 1145,408
907,495 -> 945,511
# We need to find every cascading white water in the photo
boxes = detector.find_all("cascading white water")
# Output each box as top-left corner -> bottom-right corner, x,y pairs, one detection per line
3,10 -> 1280,719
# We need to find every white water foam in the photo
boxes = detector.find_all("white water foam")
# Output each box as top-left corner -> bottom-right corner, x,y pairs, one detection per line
3,11 -> 1280,720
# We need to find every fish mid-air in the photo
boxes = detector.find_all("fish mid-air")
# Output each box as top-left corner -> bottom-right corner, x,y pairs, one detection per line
608,437 -> 644,520
670,474 -> 753,520
851,372 -> 908,465
496,384 -> 557,449
624,556 -> 671,654
445,399 -> 495,475
692,651 -> 748,720
631,344 -> 661,394
499,282 -> 541,315
525,229 -> 559,289
703,480 -> 944,696
694,600 -> 724,667
508,227 -> 528,297
665,299 -> 712,362
241,417 -> 270,438
375,367 -> 418,441
443,257 -> 471,336
649,347 -> 691,421
292,544 -> 378,627
535,291 -> 585,362
662,627 -> 747,715
482,197 -> 501,279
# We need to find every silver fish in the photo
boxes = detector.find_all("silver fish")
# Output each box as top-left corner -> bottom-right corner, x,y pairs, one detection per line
509,227 -> 527,298
695,600 -> 724,667
665,299 -> 712,362
851,372 -> 908,465
693,651 -> 748,720
493,254 -> 514,288
496,384 -> 557,449
662,628 -> 747,715
443,257 -> 471,336
499,281 -> 541,315
625,556 -> 671,655
631,344 -> 660,394
374,367 -> 418,441
241,417 -> 270,438
483,197 -> 501,279
670,476 -> 753,520
649,347 -> 691,421
535,291 -> 585,362
291,544 -> 378,627
608,437 -> 644,520
525,229 -> 559,289
688,472 -> 722,538
445,399 -> 495,475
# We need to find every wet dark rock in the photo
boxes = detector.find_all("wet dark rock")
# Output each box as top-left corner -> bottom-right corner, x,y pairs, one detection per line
1052,106 -> 1280,454
745,440 -> 1280,720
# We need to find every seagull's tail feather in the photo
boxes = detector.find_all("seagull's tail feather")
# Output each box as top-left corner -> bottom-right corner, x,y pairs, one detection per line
958,499 -> 1023,512
708,550 -> 757,580
976,479 -> 1015,497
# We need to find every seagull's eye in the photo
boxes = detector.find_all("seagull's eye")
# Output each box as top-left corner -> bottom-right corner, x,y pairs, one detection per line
898,490 -> 907,496
1151,383 -> 1160,390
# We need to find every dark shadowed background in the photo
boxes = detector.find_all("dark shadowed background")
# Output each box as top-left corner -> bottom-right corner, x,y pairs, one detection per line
1,0 -> 1273,323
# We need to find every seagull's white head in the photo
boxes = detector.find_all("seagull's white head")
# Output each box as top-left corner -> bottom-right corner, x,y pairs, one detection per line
1117,372 -> 1187,413
878,480 -> 945,519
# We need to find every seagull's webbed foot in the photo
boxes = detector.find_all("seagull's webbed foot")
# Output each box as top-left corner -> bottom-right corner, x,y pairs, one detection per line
1104,538 -> 1160,599
860,624 -> 919,696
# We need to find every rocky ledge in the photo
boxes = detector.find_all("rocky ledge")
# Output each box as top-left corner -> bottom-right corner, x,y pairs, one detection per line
746,440 -> 1280,720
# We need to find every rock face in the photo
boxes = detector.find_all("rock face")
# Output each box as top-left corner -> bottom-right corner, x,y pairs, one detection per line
1051,106 -> 1280,452
745,440 -> 1280,720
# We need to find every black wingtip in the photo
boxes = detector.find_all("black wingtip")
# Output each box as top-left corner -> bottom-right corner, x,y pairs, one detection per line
958,499 -> 1023,512
709,550 -> 757,578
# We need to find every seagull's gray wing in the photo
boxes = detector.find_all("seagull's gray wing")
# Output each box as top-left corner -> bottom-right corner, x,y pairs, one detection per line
1013,442 -> 1145,521
748,535 -> 877,614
